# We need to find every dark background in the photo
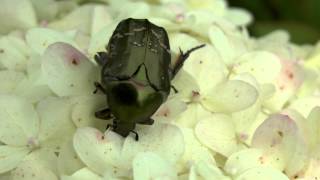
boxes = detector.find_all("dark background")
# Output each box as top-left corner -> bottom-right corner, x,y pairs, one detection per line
229,0 -> 320,44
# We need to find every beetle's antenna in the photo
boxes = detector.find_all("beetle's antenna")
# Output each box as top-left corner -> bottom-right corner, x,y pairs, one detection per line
171,44 -> 206,78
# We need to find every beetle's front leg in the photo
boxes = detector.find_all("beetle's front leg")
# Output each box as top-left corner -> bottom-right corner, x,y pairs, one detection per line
171,85 -> 178,93
93,82 -> 107,94
95,108 -> 112,120
94,52 -> 109,66
170,44 -> 205,79
137,118 -> 154,125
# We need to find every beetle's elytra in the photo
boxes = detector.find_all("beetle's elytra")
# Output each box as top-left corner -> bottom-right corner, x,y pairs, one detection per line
94,18 -> 205,140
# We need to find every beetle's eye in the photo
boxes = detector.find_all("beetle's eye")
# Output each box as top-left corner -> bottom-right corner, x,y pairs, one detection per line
111,83 -> 137,105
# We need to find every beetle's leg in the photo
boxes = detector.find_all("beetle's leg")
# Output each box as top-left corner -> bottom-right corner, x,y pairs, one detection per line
95,108 -> 112,120
93,82 -> 107,94
137,118 -> 154,125
142,64 -> 160,91
130,130 -> 139,141
170,44 -> 206,79
94,52 -> 109,66
171,85 -> 178,93
106,124 -> 113,130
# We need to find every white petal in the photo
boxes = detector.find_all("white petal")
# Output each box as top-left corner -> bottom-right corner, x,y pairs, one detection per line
73,127 -> 124,175
36,97 -> 76,147
202,80 -> 258,113
26,28 -> 78,55
235,167 -> 289,180
0,0 -> 37,34
0,146 -> 30,174
41,42 -> 99,96
71,95 -> 107,131
87,21 -> 118,59
224,148 -> 264,177
30,0 -> 58,21
0,70 -> 26,94
305,107 -> 320,150
195,114 -> 238,156
225,8 -> 252,26
194,160 -> 231,180
121,123 -> 184,166
91,5 -> 112,35
11,148 -> 59,180
0,95 -> 39,146
289,96 -> 320,117
57,140 -> 84,176
171,69 -> 201,102
176,103 -> 212,128
232,51 -> 281,84
0,35 -> 31,71
133,152 -> 178,180
183,45 -> 228,93
208,26 -> 235,66
179,128 -> 216,170
61,168 -> 102,180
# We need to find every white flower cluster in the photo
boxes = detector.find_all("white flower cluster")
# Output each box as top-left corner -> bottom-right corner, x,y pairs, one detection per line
0,0 -> 319,179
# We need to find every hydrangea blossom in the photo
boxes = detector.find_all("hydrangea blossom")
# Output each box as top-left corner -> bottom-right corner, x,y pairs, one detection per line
0,0 -> 319,179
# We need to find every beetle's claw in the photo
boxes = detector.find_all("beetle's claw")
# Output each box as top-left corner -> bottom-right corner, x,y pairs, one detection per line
130,130 -> 139,141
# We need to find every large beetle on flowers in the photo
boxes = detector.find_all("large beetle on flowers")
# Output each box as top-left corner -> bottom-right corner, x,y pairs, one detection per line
94,18 -> 205,140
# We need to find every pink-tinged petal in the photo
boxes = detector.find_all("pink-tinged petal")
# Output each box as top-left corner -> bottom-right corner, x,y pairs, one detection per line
0,95 -> 39,146
264,59 -> 304,111
153,98 -> 187,122
0,146 -> 30,174
41,42 -> 99,96
251,114 -> 308,178
132,152 -> 178,180
195,114 -> 238,156
11,148 -> 59,180
0,0 -> 37,34
73,127 -> 126,176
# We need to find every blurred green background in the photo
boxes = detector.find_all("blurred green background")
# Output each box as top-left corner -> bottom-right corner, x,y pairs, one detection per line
228,0 -> 320,44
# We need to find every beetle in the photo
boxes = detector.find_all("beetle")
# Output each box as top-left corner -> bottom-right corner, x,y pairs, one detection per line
94,18 -> 205,140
